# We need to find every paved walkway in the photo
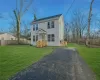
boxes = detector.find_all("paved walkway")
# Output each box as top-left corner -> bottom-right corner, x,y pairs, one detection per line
10,48 -> 95,80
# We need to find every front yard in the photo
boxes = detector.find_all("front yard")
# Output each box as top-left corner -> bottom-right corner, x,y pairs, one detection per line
68,43 -> 100,80
0,44 -> 100,80
0,45 -> 53,80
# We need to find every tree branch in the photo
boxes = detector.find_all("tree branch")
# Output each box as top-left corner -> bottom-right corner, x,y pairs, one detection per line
21,0 -> 33,17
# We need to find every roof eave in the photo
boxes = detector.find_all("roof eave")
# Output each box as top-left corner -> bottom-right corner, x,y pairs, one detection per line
31,14 -> 62,24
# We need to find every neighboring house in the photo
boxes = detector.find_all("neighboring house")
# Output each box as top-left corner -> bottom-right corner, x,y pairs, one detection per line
31,14 -> 64,46
0,33 -> 16,40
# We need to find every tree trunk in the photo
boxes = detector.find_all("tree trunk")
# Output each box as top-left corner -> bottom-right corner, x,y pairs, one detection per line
86,0 -> 94,47
13,10 -> 20,44
17,20 -> 20,44
17,15 -> 20,44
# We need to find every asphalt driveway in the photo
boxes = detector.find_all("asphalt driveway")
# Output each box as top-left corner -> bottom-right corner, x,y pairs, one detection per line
10,48 -> 95,80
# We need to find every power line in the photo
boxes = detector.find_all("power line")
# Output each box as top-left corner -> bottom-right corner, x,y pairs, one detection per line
64,0 -> 76,18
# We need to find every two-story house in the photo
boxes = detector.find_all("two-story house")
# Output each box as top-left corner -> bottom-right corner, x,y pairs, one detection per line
31,14 -> 64,46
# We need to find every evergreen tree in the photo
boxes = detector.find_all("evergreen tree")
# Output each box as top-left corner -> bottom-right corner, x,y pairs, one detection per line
34,14 -> 37,20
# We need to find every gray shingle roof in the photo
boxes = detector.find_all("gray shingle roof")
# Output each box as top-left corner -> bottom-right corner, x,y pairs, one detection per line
32,14 -> 62,23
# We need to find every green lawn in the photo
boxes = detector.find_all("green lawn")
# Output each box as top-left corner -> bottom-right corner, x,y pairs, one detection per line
0,45 -> 53,80
0,44 -> 100,80
67,43 -> 100,80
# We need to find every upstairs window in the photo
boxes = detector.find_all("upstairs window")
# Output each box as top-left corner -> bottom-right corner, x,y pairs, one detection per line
33,24 -> 38,31
36,24 -> 38,30
47,22 -> 50,29
47,21 -> 55,29
33,25 -> 35,31
51,21 -> 54,28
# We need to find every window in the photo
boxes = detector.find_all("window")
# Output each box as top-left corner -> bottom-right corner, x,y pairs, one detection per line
51,21 -> 54,28
47,21 -> 55,29
36,24 -> 38,30
48,34 -> 50,42
47,22 -> 50,29
33,25 -> 35,31
36,35 -> 38,41
48,34 -> 55,42
33,36 -> 35,42
33,24 -> 38,31
51,34 -> 55,41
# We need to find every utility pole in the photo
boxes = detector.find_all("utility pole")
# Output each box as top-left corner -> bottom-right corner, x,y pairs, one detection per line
86,0 -> 94,46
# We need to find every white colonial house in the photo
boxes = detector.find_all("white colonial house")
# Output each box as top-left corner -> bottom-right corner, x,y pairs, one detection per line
31,14 -> 64,46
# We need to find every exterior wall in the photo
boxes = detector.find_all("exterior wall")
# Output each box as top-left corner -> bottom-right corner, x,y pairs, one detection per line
0,33 -> 16,40
46,20 -> 60,46
59,15 -> 64,41
31,16 -> 64,46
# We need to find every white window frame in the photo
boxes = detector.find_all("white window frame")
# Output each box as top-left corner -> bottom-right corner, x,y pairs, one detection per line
51,21 -> 54,28
36,35 -> 38,41
48,34 -> 55,42
36,24 -> 38,31
33,25 -> 35,31
33,35 -> 35,42
47,21 -> 55,29
47,22 -> 50,29
33,24 -> 38,31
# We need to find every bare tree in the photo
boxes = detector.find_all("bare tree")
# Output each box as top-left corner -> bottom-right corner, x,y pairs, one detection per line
22,21 -> 30,39
9,14 -> 17,36
70,21 -> 76,42
0,28 -> 4,33
86,0 -> 94,46
64,23 -> 70,41
13,0 -> 33,44
95,19 -> 100,38
0,13 -> 4,32
69,10 -> 87,43
96,19 -> 100,30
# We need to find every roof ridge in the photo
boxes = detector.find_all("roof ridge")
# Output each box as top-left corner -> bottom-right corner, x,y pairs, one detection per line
32,14 -> 62,23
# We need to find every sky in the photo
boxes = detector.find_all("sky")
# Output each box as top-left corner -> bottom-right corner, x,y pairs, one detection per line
0,0 -> 100,32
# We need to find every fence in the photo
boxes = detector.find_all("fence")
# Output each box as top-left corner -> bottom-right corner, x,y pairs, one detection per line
78,39 -> 100,46
0,40 -> 31,46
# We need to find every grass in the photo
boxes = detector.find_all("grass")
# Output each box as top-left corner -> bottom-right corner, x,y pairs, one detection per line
0,45 -> 53,80
0,44 -> 100,80
67,43 -> 100,80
